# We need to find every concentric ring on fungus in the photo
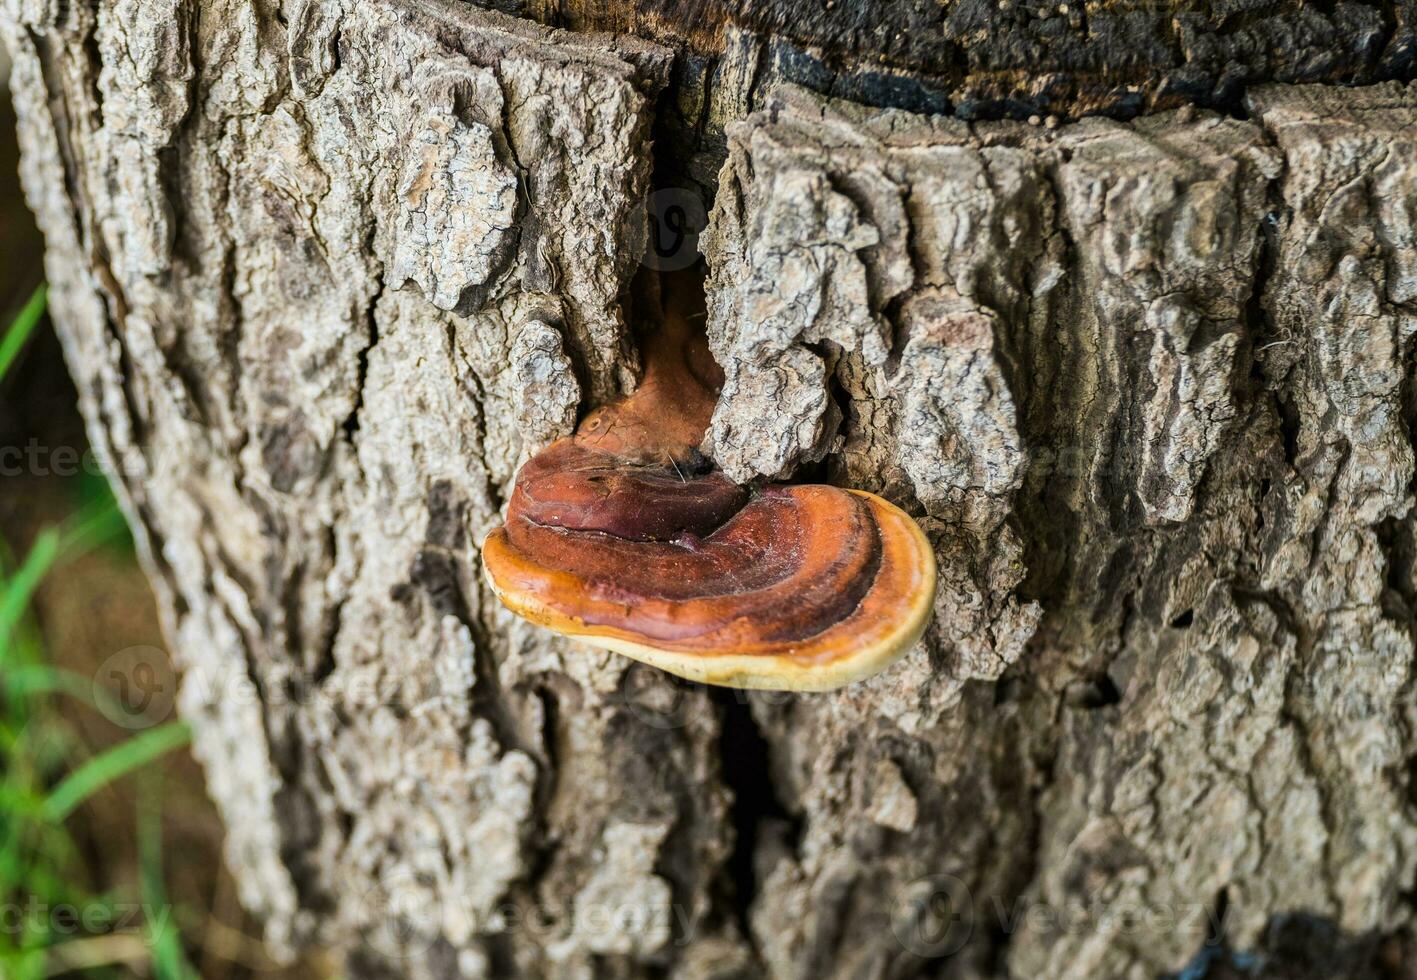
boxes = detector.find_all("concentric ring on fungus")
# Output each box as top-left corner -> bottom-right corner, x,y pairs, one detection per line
482,271 -> 936,691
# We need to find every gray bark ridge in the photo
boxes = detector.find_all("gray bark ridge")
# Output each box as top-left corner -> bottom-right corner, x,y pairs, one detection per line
6,0 -> 1417,975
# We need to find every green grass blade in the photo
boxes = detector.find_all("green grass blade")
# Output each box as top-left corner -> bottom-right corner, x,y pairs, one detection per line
138,770 -> 198,980
0,947 -> 45,980
40,721 -> 190,823
2,662 -> 169,732
3,663 -> 97,705
0,283 -> 47,382
0,528 -> 61,658
56,497 -> 126,560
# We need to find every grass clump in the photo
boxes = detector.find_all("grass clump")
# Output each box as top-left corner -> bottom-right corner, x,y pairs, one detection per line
0,285 -> 196,979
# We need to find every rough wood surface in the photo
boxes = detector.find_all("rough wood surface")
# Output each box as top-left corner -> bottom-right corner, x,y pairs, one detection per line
490,0 -> 1417,122
6,0 -> 1417,976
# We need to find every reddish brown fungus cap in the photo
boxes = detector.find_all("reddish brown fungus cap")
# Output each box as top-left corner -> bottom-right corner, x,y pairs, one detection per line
481,273 -> 937,691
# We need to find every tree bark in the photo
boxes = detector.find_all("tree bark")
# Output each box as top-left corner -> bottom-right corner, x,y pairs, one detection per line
5,1 -> 1417,977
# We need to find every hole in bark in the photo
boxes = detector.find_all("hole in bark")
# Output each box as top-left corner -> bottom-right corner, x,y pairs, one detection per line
1065,673 -> 1121,709
993,673 -> 1020,706
313,529 -> 342,684
716,691 -> 795,940
534,684 -> 561,796
1210,887 -> 1230,947
1376,516 -> 1415,609
1402,756 -> 1417,814
1171,608 -> 1195,629
410,548 -> 461,618
424,480 -> 467,550
1275,392 -> 1302,467
342,312 -> 376,439
1256,477 -> 1271,529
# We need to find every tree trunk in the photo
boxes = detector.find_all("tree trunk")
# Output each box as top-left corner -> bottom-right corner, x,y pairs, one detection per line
6,1 -> 1417,977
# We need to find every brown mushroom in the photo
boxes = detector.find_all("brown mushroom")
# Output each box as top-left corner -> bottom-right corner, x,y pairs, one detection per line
481,272 -> 936,691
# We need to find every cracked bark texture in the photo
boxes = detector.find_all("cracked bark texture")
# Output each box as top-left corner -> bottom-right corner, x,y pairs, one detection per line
6,0 -> 1417,977
491,0 -> 1417,123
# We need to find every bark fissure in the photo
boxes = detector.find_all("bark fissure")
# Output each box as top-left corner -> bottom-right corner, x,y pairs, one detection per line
714,689 -> 791,968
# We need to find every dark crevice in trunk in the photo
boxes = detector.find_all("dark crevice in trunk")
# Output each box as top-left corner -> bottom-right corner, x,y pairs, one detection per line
1273,391 -> 1302,469
311,543 -> 344,685
1066,671 -> 1123,709
341,273 -> 382,441
714,689 -> 796,960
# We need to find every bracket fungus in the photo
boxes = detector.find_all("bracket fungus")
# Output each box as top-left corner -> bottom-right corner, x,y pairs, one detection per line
482,273 -> 937,691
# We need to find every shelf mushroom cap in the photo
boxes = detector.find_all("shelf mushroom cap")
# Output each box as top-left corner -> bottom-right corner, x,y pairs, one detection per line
481,270 -> 938,691
483,476 -> 936,691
